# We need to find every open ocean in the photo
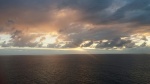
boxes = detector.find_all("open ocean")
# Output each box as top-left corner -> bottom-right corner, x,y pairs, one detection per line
0,54 -> 150,84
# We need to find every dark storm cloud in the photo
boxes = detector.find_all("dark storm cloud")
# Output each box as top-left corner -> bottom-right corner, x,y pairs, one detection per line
52,37 -> 135,48
59,0 -> 112,12
79,0 -> 150,26
75,37 -> 135,48
0,0 -> 150,29
58,0 -> 150,26
9,30 -> 40,47
58,0 -> 114,24
99,37 -> 135,48
0,0 -> 113,27
56,26 -> 133,48
0,0 -> 150,26
59,26 -> 129,42
110,0 -> 150,25
0,0 -> 150,48
0,0 -> 55,10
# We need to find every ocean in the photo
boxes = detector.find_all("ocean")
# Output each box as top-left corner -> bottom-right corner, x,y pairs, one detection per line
0,54 -> 150,84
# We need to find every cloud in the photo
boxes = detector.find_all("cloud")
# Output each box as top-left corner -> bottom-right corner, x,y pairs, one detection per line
85,37 -> 135,48
1,41 -> 11,47
8,30 -> 40,47
39,37 -> 46,42
59,0 -> 112,12
141,36 -> 148,41
110,0 -> 150,25
80,40 -> 93,47
47,44 -> 56,48
54,40 -> 82,48
0,0 -> 149,49
47,37 -> 136,49
140,42 -> 147,47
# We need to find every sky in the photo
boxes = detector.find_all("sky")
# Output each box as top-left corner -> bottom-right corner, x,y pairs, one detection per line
0,0 -> 150,53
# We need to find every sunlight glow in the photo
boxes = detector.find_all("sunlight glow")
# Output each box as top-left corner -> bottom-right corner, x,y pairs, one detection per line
42,35 -> 57,46
0,34 -> 11,43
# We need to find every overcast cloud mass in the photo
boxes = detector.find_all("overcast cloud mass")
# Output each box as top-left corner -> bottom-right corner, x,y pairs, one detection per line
0,0 -> 150,50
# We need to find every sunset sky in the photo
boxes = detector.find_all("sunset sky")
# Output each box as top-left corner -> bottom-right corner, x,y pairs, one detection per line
0,0 -> 150,52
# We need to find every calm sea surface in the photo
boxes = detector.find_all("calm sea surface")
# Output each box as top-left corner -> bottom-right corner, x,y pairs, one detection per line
0,55 -> 150,84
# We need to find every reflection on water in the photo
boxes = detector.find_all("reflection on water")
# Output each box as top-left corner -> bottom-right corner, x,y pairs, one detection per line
0,55 -> 150,84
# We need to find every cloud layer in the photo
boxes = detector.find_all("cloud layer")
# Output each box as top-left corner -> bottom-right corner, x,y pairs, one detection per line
0,0 -> 150,48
